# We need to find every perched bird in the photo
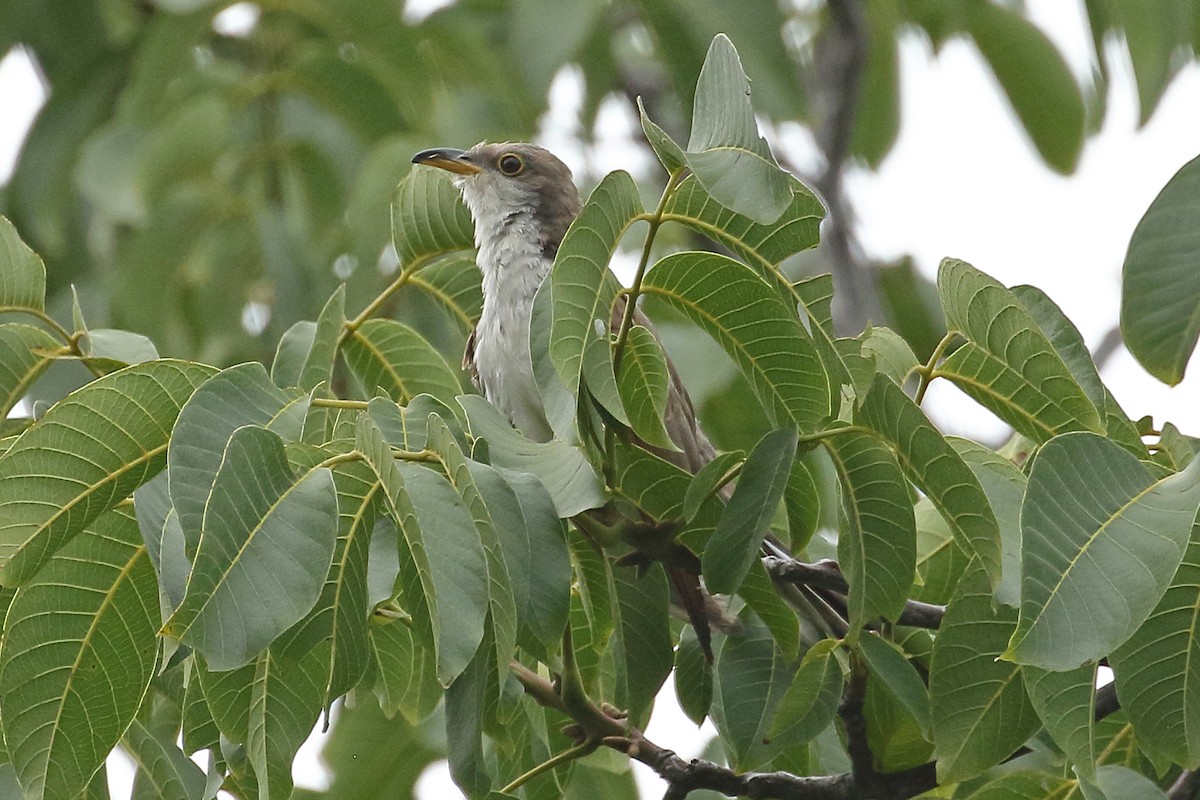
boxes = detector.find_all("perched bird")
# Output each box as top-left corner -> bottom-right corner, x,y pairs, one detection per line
412,142 -> 731,654
410,142 -> 717,468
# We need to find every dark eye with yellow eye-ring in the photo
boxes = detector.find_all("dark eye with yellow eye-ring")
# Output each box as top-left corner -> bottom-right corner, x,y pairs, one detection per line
498,154 -> 524,175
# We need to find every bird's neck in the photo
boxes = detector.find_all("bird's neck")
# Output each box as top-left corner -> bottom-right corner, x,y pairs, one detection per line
471,205 -> 553,314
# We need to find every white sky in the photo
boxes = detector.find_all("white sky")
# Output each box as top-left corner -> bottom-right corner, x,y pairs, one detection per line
1,1 -> 1198,798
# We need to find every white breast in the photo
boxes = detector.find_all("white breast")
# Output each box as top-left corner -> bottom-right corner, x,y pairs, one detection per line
465,194 -> 555,442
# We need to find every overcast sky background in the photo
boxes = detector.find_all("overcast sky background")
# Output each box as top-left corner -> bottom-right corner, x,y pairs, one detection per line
1,0 -> 1198,797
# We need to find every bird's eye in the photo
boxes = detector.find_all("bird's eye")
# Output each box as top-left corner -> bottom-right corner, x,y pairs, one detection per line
498,154 -> 524,176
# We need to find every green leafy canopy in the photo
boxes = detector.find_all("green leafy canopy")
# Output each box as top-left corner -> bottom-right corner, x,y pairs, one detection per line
0,25 -> 1198,800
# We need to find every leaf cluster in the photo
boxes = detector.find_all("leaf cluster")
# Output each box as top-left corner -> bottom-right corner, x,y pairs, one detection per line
1,29 -> 1200,800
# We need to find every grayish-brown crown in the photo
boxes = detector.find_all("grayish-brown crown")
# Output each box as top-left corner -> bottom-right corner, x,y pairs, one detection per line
413,142 -> 582,258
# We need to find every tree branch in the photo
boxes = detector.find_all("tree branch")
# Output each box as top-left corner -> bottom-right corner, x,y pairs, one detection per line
811,0 -> 880,334
764,555 -> 945,629
1168,768 -> 1200,800
1091,324 -> 1124,371
511,659 -> 938,799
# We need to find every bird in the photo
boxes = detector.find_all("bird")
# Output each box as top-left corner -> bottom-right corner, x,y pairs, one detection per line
410,142 -> 718,469
412,142 -> 733,655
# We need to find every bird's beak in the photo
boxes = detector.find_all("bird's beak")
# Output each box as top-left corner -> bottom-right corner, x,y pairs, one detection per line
411,148 -> 482,175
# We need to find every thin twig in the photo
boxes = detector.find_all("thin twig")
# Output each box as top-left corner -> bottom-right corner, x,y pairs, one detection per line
1168,769 -> 1200,800
764,555 -> 946,629
612,167 -> 687,370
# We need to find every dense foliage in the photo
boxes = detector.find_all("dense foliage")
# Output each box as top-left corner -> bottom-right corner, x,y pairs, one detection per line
3,0 -> 1198,377
2,9 -> 1200,800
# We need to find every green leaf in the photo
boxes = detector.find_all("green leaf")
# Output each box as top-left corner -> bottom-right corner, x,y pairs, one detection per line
529,277 -> 577,441
122,719 -> 207,800
427,414 -> 518,689
738,557 -> 800,660
793,273 -> 836,339
1012,284 -> 1144,454
768,638 -> 843,745
181,664 -> 220,755
391,166 -> 475,270
458,395 -> 607,517
682,450 -> 743,522
660,175 -> 824,272
246,648 -> 326,800
949,438 -> 1026,608
1109,0 -> 1193,124
0,215 -> 46,313
865,669 -> 932,773
0,508 -> 158,800
851,1 -> 901,167
783,456 -> 820,551
168,362 -> 307,554
0,323 -> 58,417
444,627 -> 494,797
313,693 -> 440,799
858,633 -> 931,737
686,35 -> 791,223
1120,153 -> 1200,385
133,473 -> 187,622
860,326 -> 919,388
937,258 -> 1102,440
0,359 -> 216,584
674,624 -> 713,725
397,460 -> 492,686
643,251 -> 829,430
613,564 -> 673,726
271,285 -> 346,392
1007,432 -> 1200,670
195,657 -> 254,744
858,374 -> 1002,587
549,169 -> 642,422
1023,662 -> 1098,780
357,413 -> 488,685
164,426 -> 338,671
1111,519 -> 1200,767
703,428 -> 797,594
825,430 -> 916,628
1084,765 -> 1170,800
711,612 -> 778,770
509,0 -> 605,95
637,97 -> 686,173
368,619 -> 441,723
966,770 -> 1074,800
80,329 -> 161,373
341,318 -> 462,408
911,497 -> 969,606
614,324 -> 675,449
1011,286 -> 1105,409
273,457 -> 380,705
1158,421 -> 1200,471
657,174 -> 836,391
366,394 -> 464,453
469,464 -> 570,660
405,255 -> 483,333
930,561 -> 1040,784
965,1 -> 1085,173
568,541 -> 612,693
609,438 -> 723,555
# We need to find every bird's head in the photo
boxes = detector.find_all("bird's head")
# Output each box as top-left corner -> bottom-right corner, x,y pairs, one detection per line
412,142 -> 581,256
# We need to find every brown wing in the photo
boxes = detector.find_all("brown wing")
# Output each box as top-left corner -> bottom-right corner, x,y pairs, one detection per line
462,326 -> 482,392
611,297 -> 719,477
